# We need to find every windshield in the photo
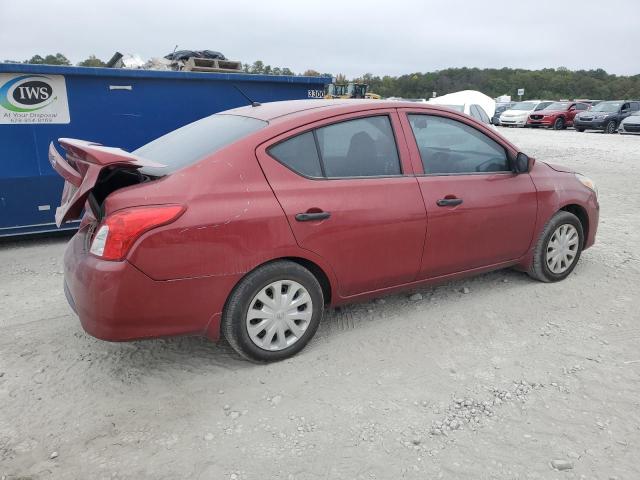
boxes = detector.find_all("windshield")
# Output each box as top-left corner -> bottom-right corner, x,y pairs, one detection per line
135,114 -> 267,176
534,101 -> 554,111
543,102 -> 570,111
510,102 -> 537,111
591,101 -> 621,112
442,104 -> 465,112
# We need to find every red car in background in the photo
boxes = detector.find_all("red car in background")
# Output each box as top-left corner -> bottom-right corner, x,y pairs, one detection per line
51,100 -> 599,362
527,101 -> 590,129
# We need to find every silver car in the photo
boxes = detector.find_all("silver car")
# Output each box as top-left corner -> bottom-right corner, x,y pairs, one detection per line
618,110 -> 640,135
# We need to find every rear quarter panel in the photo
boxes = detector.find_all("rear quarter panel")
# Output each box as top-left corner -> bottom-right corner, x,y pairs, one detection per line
107,141 -> 302,281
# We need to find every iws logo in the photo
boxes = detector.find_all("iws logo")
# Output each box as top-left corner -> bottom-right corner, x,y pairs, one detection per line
0,75 -> 56,112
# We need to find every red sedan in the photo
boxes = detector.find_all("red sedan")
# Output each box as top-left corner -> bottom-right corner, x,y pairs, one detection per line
52,100 -> 599,362
526,101 -> 590,129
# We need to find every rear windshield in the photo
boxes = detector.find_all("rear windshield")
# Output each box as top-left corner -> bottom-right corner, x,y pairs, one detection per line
135,114 -> 267,176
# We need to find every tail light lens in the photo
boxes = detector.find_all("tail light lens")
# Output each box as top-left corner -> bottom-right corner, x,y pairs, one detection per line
89,205 -> 185,261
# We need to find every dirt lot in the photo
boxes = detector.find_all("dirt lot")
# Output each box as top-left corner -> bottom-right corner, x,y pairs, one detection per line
1,127 -> 639,480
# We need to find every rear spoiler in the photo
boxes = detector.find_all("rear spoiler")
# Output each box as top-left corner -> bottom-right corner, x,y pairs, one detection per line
49,138 -> 163,226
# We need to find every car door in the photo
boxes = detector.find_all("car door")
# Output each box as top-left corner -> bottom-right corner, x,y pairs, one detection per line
619,102 -> 632,122
398,109 -> 538,279
256,110 -> 427,297
568,103 -> 587,124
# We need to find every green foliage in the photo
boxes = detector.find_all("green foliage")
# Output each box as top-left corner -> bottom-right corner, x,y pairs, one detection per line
364,67 -> 640,100
77,55 -> 106,67
12,53 -> 640,100
24,53 -> 71,66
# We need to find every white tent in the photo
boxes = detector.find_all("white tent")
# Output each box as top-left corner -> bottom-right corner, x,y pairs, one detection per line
428,90 -> 496,118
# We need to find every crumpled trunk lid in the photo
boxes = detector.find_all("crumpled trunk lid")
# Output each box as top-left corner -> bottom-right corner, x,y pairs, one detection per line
49,138 -> 163,226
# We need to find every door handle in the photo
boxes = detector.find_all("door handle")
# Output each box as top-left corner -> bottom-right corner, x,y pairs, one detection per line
436,198 -> 463,207
295,211 -> 331,222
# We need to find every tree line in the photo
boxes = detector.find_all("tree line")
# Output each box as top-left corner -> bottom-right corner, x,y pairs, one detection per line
5,54 -> 639,100
361,67 -> 640,101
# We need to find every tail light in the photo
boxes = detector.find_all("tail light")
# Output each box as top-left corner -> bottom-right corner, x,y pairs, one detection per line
89,205 -> 185,261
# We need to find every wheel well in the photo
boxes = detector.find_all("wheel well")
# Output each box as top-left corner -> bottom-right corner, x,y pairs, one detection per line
560,204 -> 589,239
284,257 -> 332,305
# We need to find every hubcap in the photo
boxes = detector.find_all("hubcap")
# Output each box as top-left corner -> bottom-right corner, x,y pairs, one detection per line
245,280 -> 313,351
546,224 -> 579,274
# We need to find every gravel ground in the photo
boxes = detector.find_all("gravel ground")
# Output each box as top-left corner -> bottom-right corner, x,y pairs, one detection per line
1,127 -> 639,480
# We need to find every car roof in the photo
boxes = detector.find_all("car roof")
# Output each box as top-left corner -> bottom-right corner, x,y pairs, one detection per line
224,99 -> 456,122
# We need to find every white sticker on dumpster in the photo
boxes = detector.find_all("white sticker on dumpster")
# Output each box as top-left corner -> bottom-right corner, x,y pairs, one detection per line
0,74 -> 70,124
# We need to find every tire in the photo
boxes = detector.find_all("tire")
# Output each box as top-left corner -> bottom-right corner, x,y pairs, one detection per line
528,211 -> 584,283
222,260 -> 324,362
553,117 -> 565,130
576,128 -> 585,132
604,120 -> 617,134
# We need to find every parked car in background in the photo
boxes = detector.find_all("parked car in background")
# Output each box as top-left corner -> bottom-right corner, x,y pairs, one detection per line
574,100 -> 640,133
499,101 -> 554,127
618,109 -> 640,134
527,101 -> 590,129
428,90 -> 496,126
438,103 -> 493,125
51,100 -> 599,362
492,102 -> 515,125
575,99 -> 602,106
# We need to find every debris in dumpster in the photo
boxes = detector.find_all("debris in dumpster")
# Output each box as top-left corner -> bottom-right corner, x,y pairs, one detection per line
164,50 -> 227,61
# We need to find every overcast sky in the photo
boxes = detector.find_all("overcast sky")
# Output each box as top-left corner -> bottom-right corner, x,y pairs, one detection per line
1,0 -> 638,77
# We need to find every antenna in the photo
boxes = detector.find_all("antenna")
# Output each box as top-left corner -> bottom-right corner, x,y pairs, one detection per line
234,85 -> 261,107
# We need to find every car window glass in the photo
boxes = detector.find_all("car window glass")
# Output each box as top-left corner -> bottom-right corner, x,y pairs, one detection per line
136,114 -> 267,176
477,106 -> 490,124
268,131 -> 323,178
576,103 -> 588,110
408,114 -> 509,175
469,105 -> 480,120
315,116 -> 401,178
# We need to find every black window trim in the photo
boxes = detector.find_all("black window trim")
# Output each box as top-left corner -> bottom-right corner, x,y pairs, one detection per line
266,113 -> 407,181
406,112 -> 514,177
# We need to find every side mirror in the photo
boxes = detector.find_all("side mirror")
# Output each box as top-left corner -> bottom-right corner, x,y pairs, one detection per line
513,152 -> 530,174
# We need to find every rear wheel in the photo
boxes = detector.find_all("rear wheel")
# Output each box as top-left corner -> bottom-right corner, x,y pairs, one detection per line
553,117 -> 565,130
576,128 -> 585,132
528,211 -> 584,283
604,120 -> 617,134
222,261 -> 324,362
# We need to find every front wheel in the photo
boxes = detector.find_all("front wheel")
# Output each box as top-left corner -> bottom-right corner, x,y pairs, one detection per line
222,261 -> 324,362
553,117 -> 565,130
604,120 -> 617,134
528,211 -> 584,283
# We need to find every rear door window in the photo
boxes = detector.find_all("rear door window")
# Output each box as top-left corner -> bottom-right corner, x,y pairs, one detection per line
135,114 -> 267,176
408,114 -> 508,175
315,116 -> 401,177
268,115 -> 402,179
